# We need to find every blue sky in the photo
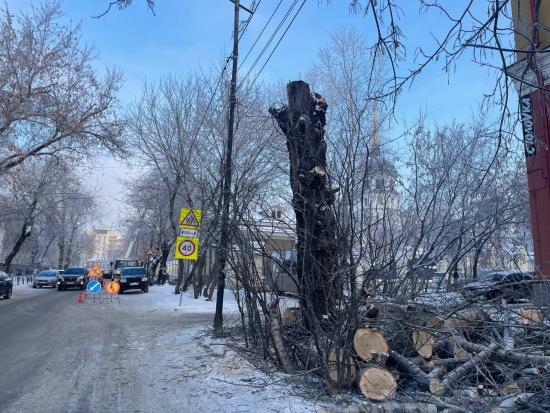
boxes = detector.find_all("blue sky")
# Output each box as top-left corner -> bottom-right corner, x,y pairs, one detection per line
5,0 -> 512,226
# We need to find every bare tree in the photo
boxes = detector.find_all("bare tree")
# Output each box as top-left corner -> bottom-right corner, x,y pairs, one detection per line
0,1 -> 124,174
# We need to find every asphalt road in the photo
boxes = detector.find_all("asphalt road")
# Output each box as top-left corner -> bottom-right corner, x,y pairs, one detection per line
0,286 -> 212,413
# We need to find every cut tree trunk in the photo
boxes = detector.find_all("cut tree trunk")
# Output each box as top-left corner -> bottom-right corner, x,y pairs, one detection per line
269,81 -> 339,322
327,349 -> 356,387
517,308 -> 542,325
358,367 -> 397,401
411,329 -> 435,359
353,328 -> 389,362
426,308 -> 490,338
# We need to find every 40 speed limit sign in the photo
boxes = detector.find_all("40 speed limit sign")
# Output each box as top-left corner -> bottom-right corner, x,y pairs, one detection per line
174,236 -> 199,261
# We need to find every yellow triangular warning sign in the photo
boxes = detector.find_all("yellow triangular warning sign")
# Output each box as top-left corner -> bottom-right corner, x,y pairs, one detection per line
181,209 -> 200,227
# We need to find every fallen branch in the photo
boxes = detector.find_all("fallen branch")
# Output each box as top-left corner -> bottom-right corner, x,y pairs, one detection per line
430,343 -> 499,396
388,350 -> 430,390
453,336 -> 550,365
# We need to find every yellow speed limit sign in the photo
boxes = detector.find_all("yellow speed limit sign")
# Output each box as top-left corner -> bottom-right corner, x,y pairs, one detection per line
175,236 -> 199,261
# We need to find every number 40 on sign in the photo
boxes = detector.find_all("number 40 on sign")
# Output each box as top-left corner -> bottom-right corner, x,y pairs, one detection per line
175,236 -> 199,261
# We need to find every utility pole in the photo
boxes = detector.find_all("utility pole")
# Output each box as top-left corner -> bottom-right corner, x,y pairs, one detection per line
213,0 -> 251,334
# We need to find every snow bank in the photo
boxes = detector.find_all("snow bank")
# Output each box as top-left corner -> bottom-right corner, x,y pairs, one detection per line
101,284 -> 240,314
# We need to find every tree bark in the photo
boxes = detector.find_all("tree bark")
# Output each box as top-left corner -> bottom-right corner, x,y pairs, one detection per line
387,350 -> 430,390
269,300 -> 295,373
3,221 -> 33,273
269,80 -> 339,323
3,198 -> 37,273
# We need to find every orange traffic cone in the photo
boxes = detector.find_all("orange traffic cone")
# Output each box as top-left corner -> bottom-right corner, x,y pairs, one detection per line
76,291 -> 83,304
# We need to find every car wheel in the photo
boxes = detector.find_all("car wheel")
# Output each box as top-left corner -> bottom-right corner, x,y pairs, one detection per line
4,288 -> 11,299
143,285 -> 149,293
33,285 -> 36,288
58,286 -> 63,291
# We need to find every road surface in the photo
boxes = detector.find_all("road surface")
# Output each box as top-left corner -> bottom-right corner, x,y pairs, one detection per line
0,286 -> 211,413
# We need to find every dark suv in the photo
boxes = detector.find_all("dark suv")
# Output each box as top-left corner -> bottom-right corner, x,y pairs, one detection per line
57,267 -> 87,291
119,267 -> 149,294
0,271 -> 13,299
464,271 -> 533,301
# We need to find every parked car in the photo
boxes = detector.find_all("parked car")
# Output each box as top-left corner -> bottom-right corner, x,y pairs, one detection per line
33,270 -> 59,288
57,267 -> 87,291
463,271 -> 533,301
119,267 -> 149,294
0,271 -> 13,299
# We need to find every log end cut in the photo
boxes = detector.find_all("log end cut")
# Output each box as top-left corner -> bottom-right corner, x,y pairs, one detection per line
353,328 -> 389,362
327,349 -> 357,387
411,329 -> 435,359
358,367 -> 397,401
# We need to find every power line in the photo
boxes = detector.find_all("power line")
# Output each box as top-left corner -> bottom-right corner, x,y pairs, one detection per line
211,0 -> 303,124
239,0 -> 284,70
241,0 -> 307,97
238,0 -> 262,41
239,0 -> 300,86
190,1 -> 261,144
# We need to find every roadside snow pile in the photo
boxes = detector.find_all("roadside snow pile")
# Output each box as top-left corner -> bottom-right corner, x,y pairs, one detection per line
153,326 -> 330,412
114,284 -> 241,315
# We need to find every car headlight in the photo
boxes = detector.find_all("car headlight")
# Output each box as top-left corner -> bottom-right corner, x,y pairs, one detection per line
120,278 -> 127,283
141,277 -> 148,282
77,276 -> 84,281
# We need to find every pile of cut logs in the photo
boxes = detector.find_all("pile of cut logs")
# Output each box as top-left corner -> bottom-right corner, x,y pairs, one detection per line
320,301 -> 549,412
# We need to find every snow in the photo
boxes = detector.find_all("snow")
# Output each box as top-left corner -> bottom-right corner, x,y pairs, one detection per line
414,291 -> 465,307
4,282 -> 334,412
152,326 -> 329,412
125,284 -> 241,314
110,285 -> 331,412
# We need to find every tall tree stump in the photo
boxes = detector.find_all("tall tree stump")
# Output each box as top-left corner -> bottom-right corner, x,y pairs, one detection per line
269,81 -> 339,322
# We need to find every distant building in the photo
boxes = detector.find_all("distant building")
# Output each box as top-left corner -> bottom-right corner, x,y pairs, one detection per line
368,102 -> 399,214
84,228 -> 126,263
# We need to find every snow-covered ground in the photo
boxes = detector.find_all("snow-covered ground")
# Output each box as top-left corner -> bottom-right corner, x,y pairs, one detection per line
152,326 -> 329,412
414,291 -> 465,307
3,282 -> 332,412
118,284 -> 242,314
98,284 -> 330,412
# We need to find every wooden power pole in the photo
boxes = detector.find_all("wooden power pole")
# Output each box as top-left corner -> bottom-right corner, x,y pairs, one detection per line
213,0 -> 251,334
